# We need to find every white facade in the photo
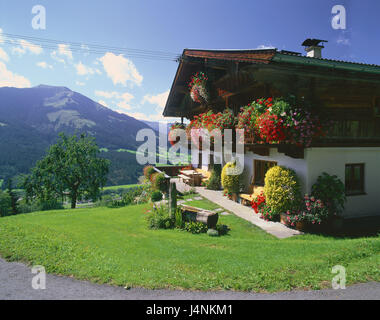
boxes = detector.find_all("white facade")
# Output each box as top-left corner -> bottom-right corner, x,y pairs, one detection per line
242,147 -> 380,218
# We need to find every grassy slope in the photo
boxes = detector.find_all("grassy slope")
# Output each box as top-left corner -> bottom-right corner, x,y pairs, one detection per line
0,201 -> 379,292
103,184 -> 141,191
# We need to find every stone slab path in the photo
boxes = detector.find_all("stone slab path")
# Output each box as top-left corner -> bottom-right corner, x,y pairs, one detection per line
195,187 -> 303,239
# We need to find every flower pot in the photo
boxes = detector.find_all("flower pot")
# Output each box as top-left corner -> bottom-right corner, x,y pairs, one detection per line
280,213 -> 290,225
231,193 -> 239,203
295,221 -> 308,231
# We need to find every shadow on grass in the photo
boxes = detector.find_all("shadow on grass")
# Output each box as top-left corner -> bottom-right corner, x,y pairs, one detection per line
297,216 -> 380,239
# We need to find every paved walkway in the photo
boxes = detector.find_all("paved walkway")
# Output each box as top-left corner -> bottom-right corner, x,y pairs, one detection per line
194,187 -> 302,239
172,178 -> 301,239
1,258 -> 379,300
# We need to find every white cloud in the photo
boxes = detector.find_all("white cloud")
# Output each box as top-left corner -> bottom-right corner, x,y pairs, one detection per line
50,51 -> 65,64
121,111 -> 150,120
138,90 -> 170,122
0,28 -> 3,44
98,100 -> 109,107
51,44 -> 73,64
95,90 -> 121,99
80,44 -> 90,56
116,92 -> 135,111
99,52 -> 143,86
0,61 -> 31,88
256,44 -> 275,49
337,38 -> 351,46
95,90 -> 135,111
75,62 -> 102,76
57,44 -> 73,59
76,81 -> 85,86
75,61 -> 94,75
12,39 -> 43,56
36,61 -> 53,69
142,90 -> 169,109
0,48 -> 9,62
121,111 -> 170,122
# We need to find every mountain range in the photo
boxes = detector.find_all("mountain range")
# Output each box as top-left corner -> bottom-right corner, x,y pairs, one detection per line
0,85 -> 160,186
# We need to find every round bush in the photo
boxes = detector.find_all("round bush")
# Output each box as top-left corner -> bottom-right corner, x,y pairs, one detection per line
143,166 -> 156,180
207,164 -> 222,190
311,172 -> 346,215
150,172 -> 159,185
154,173 -> 168,193
151,191 -> 163,202
264,166 -> 301,215
221,161 -> 241,193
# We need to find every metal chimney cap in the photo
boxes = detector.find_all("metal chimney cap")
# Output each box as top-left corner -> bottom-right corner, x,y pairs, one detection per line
302,39 -> 328,47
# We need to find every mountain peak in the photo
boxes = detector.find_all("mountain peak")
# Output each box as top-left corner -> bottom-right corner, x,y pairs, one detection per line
34,84 -> 71,91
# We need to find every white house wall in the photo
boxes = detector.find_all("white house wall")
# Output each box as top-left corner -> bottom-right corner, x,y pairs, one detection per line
243,149 -> 308,193
305,147 -> 380,218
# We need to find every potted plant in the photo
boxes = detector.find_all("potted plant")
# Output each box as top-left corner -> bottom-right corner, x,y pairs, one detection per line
282,195 -> 330,231
168,122 -> 186,146
221,161 -> 241,203
188,71 -> 209,104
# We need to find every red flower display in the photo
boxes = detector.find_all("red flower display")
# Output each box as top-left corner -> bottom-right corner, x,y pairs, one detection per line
188,71 -> 209,103
168,123 -> 186,146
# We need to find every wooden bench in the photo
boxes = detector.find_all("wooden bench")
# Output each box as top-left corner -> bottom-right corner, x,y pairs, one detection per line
180,204 -> 219,228
178,174 -> 191,184
195,168 -> 212,184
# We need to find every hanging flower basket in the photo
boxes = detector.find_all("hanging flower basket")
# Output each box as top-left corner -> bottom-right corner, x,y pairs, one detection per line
168,123 -> 186,146
188,71 -> 209,104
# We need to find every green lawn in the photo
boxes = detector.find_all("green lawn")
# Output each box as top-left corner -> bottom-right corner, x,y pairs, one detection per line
103,184 -> 141,191
0,201 -> 379,292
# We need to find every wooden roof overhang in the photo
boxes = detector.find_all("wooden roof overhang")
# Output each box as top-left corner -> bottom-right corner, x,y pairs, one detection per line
163,49 -> 277,118
163,49 -> 380,119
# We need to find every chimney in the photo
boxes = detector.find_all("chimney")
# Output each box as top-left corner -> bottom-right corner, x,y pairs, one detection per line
302,39 -> 328,58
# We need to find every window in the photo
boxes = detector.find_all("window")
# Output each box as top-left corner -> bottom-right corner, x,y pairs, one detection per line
375,98 -> 380,117
345,163 -> 365,195
253,160 -> 277,186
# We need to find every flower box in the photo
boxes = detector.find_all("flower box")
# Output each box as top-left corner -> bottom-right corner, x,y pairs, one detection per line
280,213 -> 289,225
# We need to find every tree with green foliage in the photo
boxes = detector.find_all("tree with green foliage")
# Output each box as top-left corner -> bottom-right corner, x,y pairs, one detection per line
0,191 -> 11,217
207,164 -> 222,190
6,179 -> 18,215
23,133 -> 110,209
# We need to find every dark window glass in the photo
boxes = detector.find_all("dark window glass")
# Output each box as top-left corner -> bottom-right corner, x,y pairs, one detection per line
345,163 -> 365,195
254,160 -> 277,186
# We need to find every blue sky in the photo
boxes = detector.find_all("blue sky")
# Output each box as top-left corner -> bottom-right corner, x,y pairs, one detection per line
0,0 -> 379,122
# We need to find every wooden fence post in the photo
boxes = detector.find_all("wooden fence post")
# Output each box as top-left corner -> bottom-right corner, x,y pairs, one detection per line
169,182 -> 177,216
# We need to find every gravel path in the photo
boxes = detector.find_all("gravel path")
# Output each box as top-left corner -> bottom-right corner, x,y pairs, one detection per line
1,258 -> 379,300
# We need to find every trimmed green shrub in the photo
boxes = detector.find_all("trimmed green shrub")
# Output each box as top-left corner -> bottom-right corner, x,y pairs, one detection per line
221,161 -> 241,193
174,209 -> 184,229
264,166 -> 301,217
207,164 -> 222,190
0,191 -> 12,217
151,191 -> 163,202
216,224 -> 230,236
154,173 -> 168,193
184,221 -> 208,234
146,205 -> 174,229
311,172 -> 346,216
143,165 -> 156,180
